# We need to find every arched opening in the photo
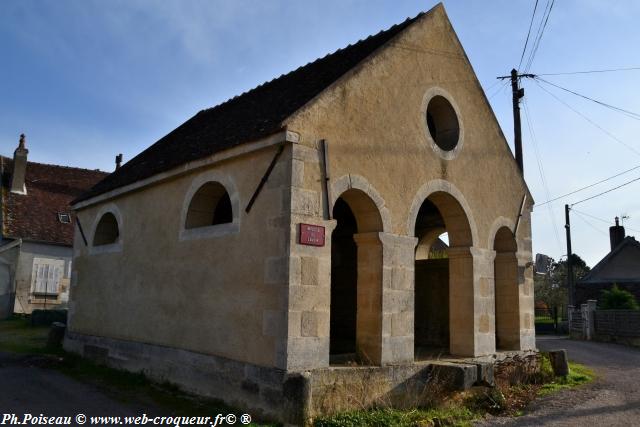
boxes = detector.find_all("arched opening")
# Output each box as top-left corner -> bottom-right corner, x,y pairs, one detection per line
413,191 -> 473,358
493,227 -> 520,350
93,212 -> 119,246
330,188 -> 384,365
185,182 -> 232,229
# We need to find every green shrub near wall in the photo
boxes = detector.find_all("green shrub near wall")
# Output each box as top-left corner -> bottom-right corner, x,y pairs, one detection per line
600,285 -> 639,310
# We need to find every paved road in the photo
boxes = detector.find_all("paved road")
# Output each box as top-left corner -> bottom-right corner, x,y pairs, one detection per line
0,352 -> 160,421
481,337 -> 640,427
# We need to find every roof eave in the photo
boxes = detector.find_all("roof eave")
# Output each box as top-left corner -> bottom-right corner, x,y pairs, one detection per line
72,129 -> 299,210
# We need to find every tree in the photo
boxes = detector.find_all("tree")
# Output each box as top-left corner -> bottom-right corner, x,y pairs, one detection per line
600,284 -> 640,310
534,254 -> 591,329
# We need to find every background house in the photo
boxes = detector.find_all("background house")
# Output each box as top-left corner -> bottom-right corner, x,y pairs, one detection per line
0,135 -> 107,318
576,218 -> 640,305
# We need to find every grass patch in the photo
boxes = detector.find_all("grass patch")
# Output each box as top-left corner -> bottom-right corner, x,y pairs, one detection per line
534,316 -> 555,325
314,407 -> 478,427
538,362 -> 594,396
0,315 -> 53,354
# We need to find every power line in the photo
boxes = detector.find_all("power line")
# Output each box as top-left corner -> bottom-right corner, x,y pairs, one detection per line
523,98 -> 563,251
536,77 -> 640,121
518,0 -> 539,71
535,164 -> 640,206
572,210 -> 608,236
483,79 -> 502,96
488,80 -> 510,100
537,66 -> 640,76
525,0 -> 555,73
571,208 -> 640,233
534,80 -> 640,158
571,175 -> 640,206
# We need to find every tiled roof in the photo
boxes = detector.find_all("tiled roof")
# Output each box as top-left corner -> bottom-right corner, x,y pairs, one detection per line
1,156 -> 108,246
75,8 -> 430,203
578,236 -> 640,284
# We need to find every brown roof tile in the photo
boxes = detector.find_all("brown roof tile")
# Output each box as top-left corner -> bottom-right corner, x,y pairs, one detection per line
1,156 -> 108,246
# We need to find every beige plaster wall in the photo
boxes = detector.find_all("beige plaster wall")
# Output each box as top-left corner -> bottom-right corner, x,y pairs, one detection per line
68,144 -> 293,369
284,5 -> 535,359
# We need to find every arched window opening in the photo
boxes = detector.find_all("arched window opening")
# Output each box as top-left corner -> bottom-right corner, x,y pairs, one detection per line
413,192 -> 474,359
330,189 -> 384,366
185,182 -> 233,229
93,213 -> 119,246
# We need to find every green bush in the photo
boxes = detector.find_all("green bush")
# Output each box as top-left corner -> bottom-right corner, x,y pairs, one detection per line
600,284 -> 639,310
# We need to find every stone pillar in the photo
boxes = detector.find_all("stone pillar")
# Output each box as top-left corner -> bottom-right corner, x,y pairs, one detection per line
494,251 -> 521,350
517,253 -> 536,351
353,232 -> 384,365
580,303 -> 589,340
586,299 -> 597,340
448,246 -> 475,356
379,233 -> 418,365
567,305 -> 574,326
286,217 -> 336,371
352,232 -> 418,365
471,247 -> 496,356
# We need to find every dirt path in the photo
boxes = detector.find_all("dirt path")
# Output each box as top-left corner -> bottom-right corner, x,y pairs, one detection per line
479,337 -> 640,427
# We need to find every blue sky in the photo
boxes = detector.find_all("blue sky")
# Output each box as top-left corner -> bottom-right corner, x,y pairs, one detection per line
2,0 -> 639,267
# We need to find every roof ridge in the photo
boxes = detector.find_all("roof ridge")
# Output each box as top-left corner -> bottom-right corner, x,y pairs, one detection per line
0,155 -> 108,175
579,236 -> 640,282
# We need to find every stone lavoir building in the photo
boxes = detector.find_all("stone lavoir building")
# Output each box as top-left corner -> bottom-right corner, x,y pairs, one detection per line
65,4 -> 535,424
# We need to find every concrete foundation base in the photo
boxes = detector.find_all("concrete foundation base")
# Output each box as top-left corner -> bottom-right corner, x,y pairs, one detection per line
64,332 -> 538,425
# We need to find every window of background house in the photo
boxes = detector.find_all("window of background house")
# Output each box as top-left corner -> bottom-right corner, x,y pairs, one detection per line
31,258 -> 65,295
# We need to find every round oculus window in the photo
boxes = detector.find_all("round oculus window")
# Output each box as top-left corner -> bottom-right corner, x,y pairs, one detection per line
426,95 -> 460,152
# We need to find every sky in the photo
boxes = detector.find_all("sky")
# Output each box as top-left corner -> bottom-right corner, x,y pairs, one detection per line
1,0 -> 640,267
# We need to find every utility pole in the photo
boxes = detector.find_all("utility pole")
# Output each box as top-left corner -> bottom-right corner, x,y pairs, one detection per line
497,70 -> 535,174
565,204 -> 575,306
511,69 -> 524,173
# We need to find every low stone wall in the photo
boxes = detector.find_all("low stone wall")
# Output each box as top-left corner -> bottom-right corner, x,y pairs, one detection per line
63,332 -> 306,424
64,332 -> 538,425
308,351 -> 538,418
594,310 -> 640,347
569,301 -> 640,347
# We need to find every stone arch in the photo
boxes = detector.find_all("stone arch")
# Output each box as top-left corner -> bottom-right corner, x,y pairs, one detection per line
406,179 -> 478,247
488,216 -> 516,251
415,227 -> 446,260
89,203 -> 123,254
409,180 -> 477,357
330,185 -> 386,365
179,170 -> 240,240
331,174 -> 391,233
492,225 -> 520,350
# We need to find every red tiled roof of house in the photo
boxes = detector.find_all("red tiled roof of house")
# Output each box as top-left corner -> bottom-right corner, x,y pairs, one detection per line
1,156 -> 108,246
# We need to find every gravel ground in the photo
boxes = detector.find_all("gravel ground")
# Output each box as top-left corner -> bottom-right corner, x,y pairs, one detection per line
478,336 -> 640,427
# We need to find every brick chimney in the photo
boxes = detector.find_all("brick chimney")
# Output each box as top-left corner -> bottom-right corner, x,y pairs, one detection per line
10,134 -> 28,195
609,216 -> 625,251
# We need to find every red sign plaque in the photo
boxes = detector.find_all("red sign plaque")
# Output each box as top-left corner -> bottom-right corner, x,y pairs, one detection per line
299,223 -> 325,247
